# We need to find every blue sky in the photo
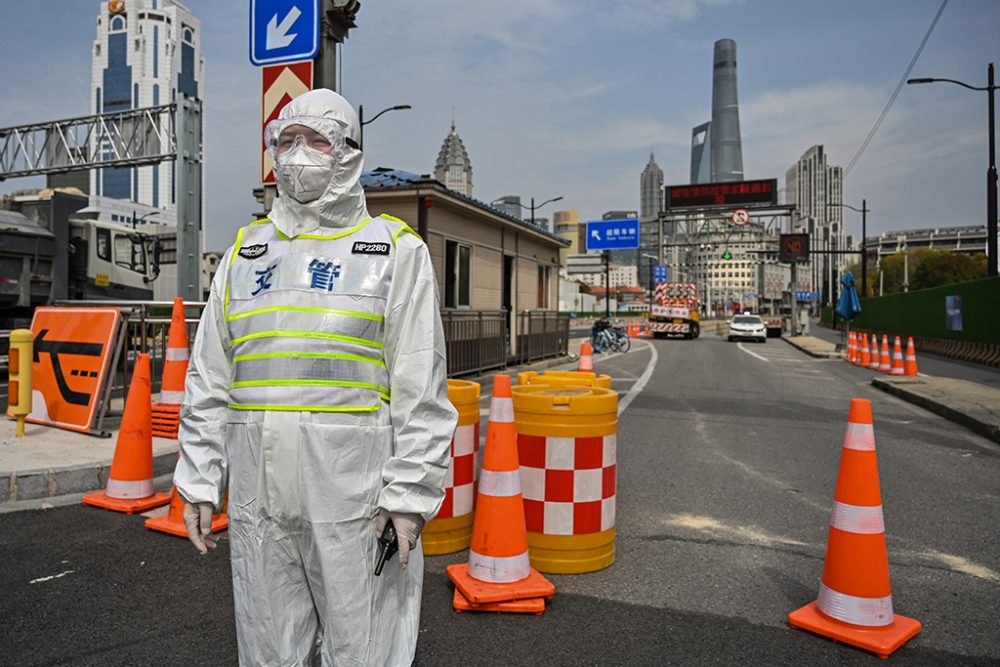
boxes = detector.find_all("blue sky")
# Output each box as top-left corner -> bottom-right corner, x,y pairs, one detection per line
1,0 -> 997,252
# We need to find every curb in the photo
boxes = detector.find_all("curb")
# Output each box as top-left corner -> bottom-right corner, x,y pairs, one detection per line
871,377 -> 1000,445
0,472 -> 175,515
1,446 -> 178,506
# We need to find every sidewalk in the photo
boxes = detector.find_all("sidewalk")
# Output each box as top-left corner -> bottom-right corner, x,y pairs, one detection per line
783,335 -> 1000,445
872,375 -> 1000,445
781,334 -> 841,359
1,395 -> 178,511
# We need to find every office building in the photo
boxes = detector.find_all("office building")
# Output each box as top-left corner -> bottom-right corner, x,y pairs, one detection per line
785,145 -> 844,306
710,39 -> 744,182
688,39 -> 744,186
553,210 -> 581,267
640,152 -> 664,220
89,0 -> 203,228
868,226 -> 988,259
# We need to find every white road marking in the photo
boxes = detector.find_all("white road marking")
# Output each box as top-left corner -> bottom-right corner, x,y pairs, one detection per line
619,339 -> 657,417
30,570 -> 75,584
737,342 -> 770,362
664,513 -> 809,548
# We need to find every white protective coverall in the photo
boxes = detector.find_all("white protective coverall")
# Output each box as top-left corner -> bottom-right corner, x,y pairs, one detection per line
174,89 -> 457,666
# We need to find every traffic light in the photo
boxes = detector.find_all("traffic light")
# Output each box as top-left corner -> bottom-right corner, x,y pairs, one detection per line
722,250 -> 733,260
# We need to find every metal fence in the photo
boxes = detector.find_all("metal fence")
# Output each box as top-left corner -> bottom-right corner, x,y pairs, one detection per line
440,309 -> 508,376
515,310 -> 570,366
4,303 -> 569,389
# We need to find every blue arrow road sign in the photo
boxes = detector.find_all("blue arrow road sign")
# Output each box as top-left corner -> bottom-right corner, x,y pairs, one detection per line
250,0 -> 320,66
586,219 -> 640,251
653,265 -> 668,283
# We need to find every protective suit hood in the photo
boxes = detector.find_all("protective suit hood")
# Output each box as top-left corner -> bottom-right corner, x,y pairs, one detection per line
268,89 -> 369,236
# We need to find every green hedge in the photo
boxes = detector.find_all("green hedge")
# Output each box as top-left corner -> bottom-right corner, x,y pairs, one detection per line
848,276 -> 999,344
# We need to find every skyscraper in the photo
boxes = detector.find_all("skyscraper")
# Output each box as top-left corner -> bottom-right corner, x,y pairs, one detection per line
786,145 -> 844,306
89,0 -> 203,226
689,122 -> 711,184
434,115 -> 473,197
639,152 -> 664,220
709,39 -> 743,182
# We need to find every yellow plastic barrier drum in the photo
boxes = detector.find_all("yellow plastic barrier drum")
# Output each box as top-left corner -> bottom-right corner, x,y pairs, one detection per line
517,370 -> 612,389
422,379 -> 481,555
511,385 -> 619,574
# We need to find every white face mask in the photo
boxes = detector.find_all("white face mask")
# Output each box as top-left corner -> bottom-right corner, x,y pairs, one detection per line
273,145 -> 338,203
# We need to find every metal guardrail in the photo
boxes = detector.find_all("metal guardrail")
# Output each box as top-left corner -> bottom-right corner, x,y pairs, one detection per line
5,303 -> 570,388
440,309 -> 508,376
515,310 -> 570,366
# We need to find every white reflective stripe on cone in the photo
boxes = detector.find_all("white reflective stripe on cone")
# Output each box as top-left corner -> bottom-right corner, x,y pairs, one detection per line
160,390 -> 185,404
843,422 -> 875,451
468,549 -> 531,583
478,469 -> 521,497
105,477 -> 154,499
165,347 -> 189,361
830,501 -> 884,534
817,581 -> 893,627
490,397 -> 514,423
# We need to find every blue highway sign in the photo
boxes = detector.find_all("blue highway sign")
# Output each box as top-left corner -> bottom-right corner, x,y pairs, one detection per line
586,219 -> 640,251
654,265 -> 668,283
250,0 -> 320,66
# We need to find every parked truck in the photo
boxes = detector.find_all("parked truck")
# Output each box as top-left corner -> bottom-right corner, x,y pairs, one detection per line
0,189 -> 159,329
649,282 -> 700,339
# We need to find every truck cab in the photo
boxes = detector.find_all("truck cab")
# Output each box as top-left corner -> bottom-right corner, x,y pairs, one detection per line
68,218 -> 157,301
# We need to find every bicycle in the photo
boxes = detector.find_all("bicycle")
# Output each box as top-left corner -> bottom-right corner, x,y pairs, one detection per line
608,325 -> 631,353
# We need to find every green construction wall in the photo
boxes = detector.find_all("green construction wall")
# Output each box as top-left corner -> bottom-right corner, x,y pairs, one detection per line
847,276 -> 999,344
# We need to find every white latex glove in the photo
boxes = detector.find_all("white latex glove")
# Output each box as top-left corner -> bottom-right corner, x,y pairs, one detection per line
183,501 -> 219,555
376,511 -> 424,569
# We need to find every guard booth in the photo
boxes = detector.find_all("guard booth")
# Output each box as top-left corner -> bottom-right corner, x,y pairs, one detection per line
362,168 -> 571,376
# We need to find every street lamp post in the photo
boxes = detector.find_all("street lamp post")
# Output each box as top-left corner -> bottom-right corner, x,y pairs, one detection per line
829,200 -> 868,296
132,210 -> 160,229
908,63 -> 997,277
358,104 -> 412,151
517,195 -> 564,230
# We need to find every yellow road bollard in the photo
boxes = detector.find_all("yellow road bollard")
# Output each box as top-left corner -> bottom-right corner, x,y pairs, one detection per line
8,329 -> 34,438
512,385 -> 619,574
518,370 -> 613,390
422,379 -> 481,555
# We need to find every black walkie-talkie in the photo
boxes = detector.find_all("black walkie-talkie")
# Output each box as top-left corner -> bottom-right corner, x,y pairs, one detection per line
374,519 -> 398,576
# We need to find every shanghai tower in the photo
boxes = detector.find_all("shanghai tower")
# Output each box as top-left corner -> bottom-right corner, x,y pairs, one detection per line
709,38 -> 744,182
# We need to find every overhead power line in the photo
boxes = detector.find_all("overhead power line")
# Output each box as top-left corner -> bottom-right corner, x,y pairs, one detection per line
845,0 -> 949,177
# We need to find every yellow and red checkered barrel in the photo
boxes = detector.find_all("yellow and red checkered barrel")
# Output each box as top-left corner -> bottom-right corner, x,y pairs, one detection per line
422,379 -> 481,555
512,385 -> 619,574
517,370 -> 613,390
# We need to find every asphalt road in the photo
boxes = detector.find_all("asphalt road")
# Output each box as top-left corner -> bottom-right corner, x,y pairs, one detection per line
2,333 -> 998,665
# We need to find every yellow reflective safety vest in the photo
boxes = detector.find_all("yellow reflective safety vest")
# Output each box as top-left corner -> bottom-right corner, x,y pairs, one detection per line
223,214 -> 419,412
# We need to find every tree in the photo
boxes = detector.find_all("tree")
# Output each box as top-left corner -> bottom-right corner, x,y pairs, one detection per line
911,250 -> 987,290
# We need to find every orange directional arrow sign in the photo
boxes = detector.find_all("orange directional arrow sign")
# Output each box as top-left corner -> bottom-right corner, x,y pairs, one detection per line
261,60 -> 313,184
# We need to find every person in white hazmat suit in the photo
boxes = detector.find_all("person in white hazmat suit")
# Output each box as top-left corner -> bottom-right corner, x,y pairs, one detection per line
173,88 -> 457,666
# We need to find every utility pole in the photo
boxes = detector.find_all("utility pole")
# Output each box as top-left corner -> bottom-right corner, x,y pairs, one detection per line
604,251 -> 611,318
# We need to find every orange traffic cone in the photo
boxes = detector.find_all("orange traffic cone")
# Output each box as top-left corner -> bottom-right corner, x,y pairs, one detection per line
644,319 -> 650,337
145,483 -> 229,537
83,354 -> 171,514
890,336 -> 905,376
788,399 -> 921,658
878,335 -> 891,372
152,298 -> 188,438
858,333 -> 870,368
845,332 -> 856,363
869,335 -> 880,370
447,374 -> 555,612
578,341 -> 593,372
904,338 -> 919,376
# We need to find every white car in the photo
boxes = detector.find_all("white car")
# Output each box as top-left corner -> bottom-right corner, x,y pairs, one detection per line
728,314 -> 767,343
